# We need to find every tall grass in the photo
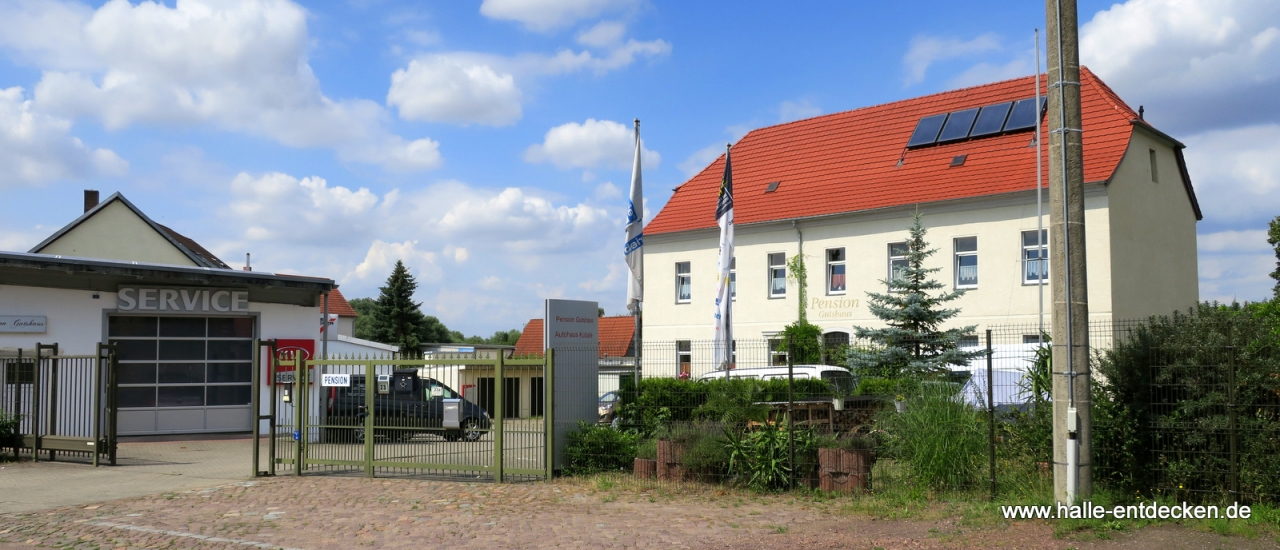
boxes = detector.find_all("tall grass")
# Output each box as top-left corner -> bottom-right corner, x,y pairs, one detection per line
879,383 -> 986,491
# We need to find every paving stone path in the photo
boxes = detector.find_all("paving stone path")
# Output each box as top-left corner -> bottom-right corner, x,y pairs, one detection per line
2,474 -> 1273,549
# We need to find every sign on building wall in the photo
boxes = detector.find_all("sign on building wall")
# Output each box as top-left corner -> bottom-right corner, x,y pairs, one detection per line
0,316 -> 46,333
544,299 -> 599,469
117,286 -> 250,314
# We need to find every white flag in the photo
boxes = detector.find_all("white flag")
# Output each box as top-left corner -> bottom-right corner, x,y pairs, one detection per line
625,119 -> 644,313
713,145 -> 734,372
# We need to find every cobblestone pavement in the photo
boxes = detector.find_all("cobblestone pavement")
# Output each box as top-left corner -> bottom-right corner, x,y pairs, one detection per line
2,474 -> 1275,549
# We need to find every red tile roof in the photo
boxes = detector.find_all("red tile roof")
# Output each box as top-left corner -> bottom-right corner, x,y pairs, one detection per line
326,288 -> 359,317
512,316 -> 636,358
647,68 -> 1170,235
513,319 -> 544,357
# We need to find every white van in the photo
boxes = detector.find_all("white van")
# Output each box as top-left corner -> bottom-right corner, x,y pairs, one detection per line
697,364 -> 856,395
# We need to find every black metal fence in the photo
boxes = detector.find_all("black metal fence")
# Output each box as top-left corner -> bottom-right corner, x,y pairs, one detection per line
1,344 -> 118,466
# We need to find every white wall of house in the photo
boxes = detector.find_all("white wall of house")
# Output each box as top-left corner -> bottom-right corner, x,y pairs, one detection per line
36,201 -> 197,266
1107,130 -> 1201,321
642,190 -> 1121,348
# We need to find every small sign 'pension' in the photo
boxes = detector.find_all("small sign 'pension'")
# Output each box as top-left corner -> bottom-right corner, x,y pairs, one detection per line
0,316 -> 46,333
321,374 -> 351,387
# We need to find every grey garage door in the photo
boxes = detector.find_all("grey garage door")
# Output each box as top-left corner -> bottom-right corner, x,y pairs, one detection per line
108,315 -> 254,435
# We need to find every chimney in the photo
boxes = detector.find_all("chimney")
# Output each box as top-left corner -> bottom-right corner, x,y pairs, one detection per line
84,189 -> 100,213
244,253 -> 252,271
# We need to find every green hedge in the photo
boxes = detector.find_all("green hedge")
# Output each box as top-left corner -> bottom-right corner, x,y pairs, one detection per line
618,376 -> 836,435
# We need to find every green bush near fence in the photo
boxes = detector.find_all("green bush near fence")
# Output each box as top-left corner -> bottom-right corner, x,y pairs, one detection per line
618,377 -> 835,435
563,421 -> 638,476
0,411 -> 19,442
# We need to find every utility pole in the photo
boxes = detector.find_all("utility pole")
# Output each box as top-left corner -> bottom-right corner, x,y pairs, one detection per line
1046,0 -> 1091,504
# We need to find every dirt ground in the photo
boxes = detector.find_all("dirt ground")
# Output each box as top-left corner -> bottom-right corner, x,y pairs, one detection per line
3,472 -> 1277,549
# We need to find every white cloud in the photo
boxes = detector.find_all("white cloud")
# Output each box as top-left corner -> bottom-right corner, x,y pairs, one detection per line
902,32 -> 1001,86
1183,124 -> 1280,224
1198,229 -> 1272,253
524,118 -> 659,170
387,55 -> 523,126
0,86 -> 126,187
1080,0 -> 1280,134
349,239 -> 442,283
386,38 -> 668,126
453,247 -> 470,262
435,186 -> 613,253
778,99 -> 822,123
224,172 -> 387,245
578,20 -> 626,47
946,57 -> 1033,89
0,0 -> 440,170
677,142 -> 725,179
480,0 -> 639,32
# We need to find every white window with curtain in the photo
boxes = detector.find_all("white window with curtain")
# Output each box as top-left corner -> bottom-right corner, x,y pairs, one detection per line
954,236 -> 978,289
888,242 -> 909,286
676,261 -> 692,303
767,252 -> 786,298
826,248 -> 846,294
1022,230 -> 1048,285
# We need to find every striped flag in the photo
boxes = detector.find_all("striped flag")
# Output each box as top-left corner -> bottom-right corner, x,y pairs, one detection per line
624,119 -> 644,313
713,145 -> 734,372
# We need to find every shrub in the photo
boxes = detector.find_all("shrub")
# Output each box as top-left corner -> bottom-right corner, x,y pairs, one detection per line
879,382 -> 985,491
679,423 -> 732,478
563,421 -> 638,476
0,411 -> 19,442
635,438 -> 657,460
726,421 -> 816,492
620,377 -> 837,435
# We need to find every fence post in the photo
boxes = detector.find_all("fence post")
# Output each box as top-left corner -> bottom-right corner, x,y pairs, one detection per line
787,335 -> 795,490
1227,321 -> 1239,501
32,343 -> 41,463
987,329 -> 996,501
545,348 -> 555,481
267,340 -> 278,477
47,343 -> 58,462
495,352 -> 505,483
251,339 -> 261,478
107,343 -> 118,466
364,360 -> 375,478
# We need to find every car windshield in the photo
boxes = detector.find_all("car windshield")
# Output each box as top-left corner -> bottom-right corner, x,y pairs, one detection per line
599,392 -> 618,404
821,370 -> 856,395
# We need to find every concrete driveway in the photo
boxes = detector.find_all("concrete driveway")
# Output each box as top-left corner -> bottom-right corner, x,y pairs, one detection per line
0,435 -> 254,514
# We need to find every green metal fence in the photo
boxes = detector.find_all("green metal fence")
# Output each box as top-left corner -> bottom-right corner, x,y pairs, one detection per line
253,341 -> 553,482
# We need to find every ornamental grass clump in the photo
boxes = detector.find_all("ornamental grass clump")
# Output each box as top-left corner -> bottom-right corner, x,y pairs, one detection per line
879,382 -> 985,491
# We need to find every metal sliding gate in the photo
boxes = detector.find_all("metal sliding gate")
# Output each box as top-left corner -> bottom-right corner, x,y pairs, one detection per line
1,343 -> 118,466
253,342 -> 553,482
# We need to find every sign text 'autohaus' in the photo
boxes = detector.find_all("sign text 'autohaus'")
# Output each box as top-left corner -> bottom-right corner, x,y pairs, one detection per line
117,287 -> 250,313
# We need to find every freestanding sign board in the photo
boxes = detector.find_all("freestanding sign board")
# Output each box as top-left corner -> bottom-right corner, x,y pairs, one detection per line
544,299 -> 599,469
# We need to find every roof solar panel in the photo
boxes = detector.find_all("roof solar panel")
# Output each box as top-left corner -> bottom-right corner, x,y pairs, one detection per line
1003,97 -> 1043,132
937,108 -> 978,142
906,113 -> 949,147
970,102 -> 1013,137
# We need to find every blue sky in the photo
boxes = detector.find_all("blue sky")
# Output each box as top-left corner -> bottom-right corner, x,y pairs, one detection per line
0,0 -> 1277,336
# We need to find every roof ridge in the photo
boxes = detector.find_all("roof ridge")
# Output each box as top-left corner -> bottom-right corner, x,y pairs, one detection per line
743,72 -> 1046,138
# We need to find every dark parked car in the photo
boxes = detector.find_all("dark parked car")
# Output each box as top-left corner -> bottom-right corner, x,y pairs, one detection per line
324,369 -> 490,442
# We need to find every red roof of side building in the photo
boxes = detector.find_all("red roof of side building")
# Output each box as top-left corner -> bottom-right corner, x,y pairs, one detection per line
325,288 -> 358,317
646,67 -> 1199,235
512,316 -> 636,358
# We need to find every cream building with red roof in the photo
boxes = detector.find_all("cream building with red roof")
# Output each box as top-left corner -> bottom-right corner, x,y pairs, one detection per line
642,69 -> 1199,375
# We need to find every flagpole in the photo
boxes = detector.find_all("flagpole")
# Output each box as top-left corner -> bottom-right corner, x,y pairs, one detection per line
714,143 -> 734,379
626,118 -> 645,390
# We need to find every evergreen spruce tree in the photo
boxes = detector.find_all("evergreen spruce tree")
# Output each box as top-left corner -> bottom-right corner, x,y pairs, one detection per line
370,260 -> 431,355
848,213 -> 984,379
